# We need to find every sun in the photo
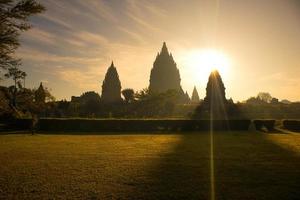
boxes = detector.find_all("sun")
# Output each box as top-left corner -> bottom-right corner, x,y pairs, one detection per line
180,49 -> 231,84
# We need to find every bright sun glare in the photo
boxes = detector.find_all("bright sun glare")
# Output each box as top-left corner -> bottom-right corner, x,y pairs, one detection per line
182,49 -> 231,83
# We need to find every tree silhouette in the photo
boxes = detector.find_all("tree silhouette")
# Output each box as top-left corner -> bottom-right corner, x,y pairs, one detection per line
257,92 -> 272,103
0,0 -> 45,76
78,91 -> 101,117
122,88 -> 134,103
101,61 -> 122,103
4,66 -> 26,106
191,86 -> 200,103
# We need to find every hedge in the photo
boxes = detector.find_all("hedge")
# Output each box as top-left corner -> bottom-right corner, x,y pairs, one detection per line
253,120 -> 276,131
37,119 -> 251,132
283,120 -> 300,132
2,118 -> 33,131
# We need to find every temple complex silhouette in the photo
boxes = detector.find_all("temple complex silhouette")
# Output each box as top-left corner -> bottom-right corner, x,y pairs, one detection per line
99,42 -> 231,119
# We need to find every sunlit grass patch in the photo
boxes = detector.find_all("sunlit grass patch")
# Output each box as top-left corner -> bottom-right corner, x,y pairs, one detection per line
0,132 -> 299,199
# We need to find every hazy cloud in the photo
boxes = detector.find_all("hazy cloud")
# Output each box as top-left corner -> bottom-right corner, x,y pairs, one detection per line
10,0 -> 300,101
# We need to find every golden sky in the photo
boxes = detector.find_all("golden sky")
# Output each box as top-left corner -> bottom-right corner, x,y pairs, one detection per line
6,0 -> 300,101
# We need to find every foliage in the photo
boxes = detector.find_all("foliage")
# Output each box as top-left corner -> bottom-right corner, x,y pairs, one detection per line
79,91 -> 101,117
0,0 -> 45,74
283,120 -> 300,132
257,92 -> 272,103
36,118 -> 251,132
253,120 -> 275,131
245,96 -> 266,105
122,88 -> 134,103
4,66 -> 26,105
0,84 -> 55,120
132,89 -> 181,117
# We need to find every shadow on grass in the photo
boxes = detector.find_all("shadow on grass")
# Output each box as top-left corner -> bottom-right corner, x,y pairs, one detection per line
137,133 -> 211,200
214,132 -> 300,200
133,131 -> 300,200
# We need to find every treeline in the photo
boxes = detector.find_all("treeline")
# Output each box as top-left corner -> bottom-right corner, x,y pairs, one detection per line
46,91 -> 300,119
1,84 -> 300,120
45,89 -> 195,118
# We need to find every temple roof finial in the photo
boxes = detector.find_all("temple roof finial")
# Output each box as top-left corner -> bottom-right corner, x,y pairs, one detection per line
161,42 -> 169,54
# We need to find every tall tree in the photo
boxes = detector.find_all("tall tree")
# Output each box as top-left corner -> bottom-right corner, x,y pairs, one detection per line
101,61 -> 122,103
191,86 -> 200,103
4,65 -> 26,106
0,0 -> 45,75
78,91 -> 101,116
257,92 -> 272,103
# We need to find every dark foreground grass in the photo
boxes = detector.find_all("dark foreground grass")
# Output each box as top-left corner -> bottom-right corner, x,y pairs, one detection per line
0,132 -> 300,199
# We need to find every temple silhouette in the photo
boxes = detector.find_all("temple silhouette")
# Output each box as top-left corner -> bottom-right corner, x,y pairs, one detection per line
101,62 -> 122,103
99,42 -> 233,113
100,42 -> 189,104
149,42 -> 183,93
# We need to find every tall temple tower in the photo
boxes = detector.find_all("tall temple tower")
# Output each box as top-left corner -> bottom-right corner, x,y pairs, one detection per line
101,62 -> 122,103
202,70 -> 228,119
204,70 -> 226,105
149,42 -> 182,93
191,86 -> 200,103
35,82 -> 46,103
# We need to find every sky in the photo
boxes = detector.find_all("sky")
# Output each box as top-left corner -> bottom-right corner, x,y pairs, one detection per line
4,0 -> 300,101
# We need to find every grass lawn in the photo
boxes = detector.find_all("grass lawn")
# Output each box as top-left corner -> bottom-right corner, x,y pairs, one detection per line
0,131 -> 300,199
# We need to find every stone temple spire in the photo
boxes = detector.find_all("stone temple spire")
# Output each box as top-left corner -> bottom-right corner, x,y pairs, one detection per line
35,82 -> 46,103
149,42 -> 183,94
191,86 -> 200,103
101,61 -> 122,103
204,70 -> 226,104
161,42 -> 169,55
202,70 -> 228,119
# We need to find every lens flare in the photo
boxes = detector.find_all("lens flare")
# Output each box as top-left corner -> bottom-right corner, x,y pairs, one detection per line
180,49 -> 231,84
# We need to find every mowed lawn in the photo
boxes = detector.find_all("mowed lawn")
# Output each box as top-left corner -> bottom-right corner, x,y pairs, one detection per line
0,132 -> 300,200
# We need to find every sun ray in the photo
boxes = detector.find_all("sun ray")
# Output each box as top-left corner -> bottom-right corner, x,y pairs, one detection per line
180,49 -> 231,86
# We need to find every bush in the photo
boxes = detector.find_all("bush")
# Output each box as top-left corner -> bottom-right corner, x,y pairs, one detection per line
283,120 -> 300,132
37,119 -> 251,132
253,120 -> 276,131
3,118 -> 33,131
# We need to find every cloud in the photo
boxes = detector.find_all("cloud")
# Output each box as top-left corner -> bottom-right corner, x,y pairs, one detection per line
22,28 -> 57,45
58,68 -> 102,90
15,0 -> 300,101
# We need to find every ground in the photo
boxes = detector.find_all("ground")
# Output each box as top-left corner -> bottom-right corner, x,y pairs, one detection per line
0,131 -> 300,200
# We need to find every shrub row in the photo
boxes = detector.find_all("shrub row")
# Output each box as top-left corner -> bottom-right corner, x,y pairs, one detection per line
37,119 -> 251,132
283,120 -> 300,132
253,120 -> 276,131
3,118 -> 33,131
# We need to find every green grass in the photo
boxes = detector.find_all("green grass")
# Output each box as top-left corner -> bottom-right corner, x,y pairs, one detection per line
0,132 -> 300,199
